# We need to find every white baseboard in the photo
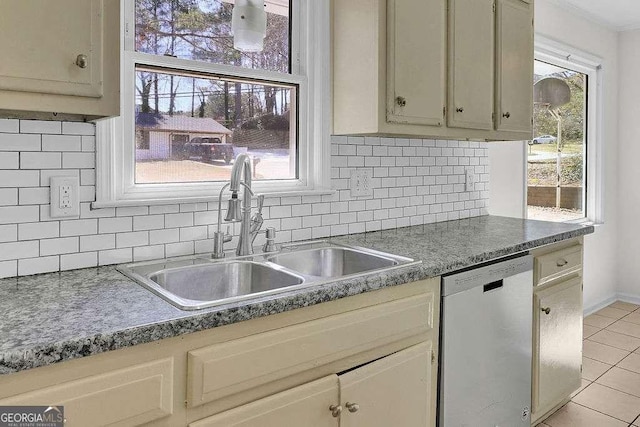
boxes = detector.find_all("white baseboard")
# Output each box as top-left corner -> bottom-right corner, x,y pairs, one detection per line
584,293 -> 618,316
583,292 -> 640,316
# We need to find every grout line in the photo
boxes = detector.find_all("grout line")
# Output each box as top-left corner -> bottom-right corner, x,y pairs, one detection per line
570,400 -> 632,424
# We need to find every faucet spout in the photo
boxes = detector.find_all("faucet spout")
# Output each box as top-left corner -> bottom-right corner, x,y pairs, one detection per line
229,154 -> 260,256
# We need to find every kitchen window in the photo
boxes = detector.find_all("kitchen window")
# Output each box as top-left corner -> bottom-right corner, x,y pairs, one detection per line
95,0 -> 330,207
527,36 -> 604,224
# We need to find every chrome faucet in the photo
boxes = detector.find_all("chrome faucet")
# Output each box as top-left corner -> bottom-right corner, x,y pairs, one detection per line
213,153 -> 264,258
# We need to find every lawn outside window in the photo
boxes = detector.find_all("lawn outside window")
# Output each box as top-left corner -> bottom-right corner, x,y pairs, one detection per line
95,0 -> 331,207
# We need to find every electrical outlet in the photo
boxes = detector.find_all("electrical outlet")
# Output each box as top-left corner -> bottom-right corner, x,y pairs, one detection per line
350,169 -> 373,197
50,176 -> 79,218
465,168 -> 476,192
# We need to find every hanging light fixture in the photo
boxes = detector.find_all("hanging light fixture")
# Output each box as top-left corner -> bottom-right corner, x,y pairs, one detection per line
231,0 -> 267,52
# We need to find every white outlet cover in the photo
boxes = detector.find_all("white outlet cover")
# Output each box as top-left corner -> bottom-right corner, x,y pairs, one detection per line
50,176 -> 80,218
465,168 -> 476,192
350,169 -> 373,197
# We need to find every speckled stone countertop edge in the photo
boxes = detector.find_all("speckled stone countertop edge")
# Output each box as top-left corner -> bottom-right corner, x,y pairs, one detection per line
0,219 -> 594,375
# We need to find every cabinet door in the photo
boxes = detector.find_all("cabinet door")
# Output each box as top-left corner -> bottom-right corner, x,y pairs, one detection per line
533,277 -> 583,416
495,0 -> 534,133
339,342 -> 435,427
190,375 -> 339,427
387,0 -> 446,127
448,0 -> 495,130
0,0 -> 103,98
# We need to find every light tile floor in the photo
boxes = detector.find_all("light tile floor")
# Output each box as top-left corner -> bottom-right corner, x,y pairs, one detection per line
540,301 -> 640,427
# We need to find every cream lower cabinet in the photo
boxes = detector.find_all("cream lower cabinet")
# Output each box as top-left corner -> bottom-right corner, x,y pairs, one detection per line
531,238 -> 584,425
191,342 -> 435,427
0,278 -> 439,427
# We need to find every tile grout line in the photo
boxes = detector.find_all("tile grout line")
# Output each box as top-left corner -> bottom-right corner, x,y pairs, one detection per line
570,400 -> 633,425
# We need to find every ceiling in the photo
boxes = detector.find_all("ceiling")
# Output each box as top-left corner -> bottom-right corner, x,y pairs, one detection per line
554,0 -> 640,31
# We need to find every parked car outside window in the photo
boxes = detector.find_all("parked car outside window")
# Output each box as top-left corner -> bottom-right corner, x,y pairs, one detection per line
183,137 -> 235,165
531,134 -> 557,144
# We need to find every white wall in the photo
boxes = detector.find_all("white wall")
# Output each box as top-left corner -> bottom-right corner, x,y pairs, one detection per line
535,0 -> 620,310
488,141 -> 527,218
616,30 -> 640,300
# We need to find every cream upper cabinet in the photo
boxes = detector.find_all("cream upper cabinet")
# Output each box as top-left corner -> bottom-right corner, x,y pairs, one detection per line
340,342 -> 436,427
0,0 -> 119,119
495,0 -> 534,132
332,0 -> 534,141
386,0 -> 446,127
447,0 -> 495,130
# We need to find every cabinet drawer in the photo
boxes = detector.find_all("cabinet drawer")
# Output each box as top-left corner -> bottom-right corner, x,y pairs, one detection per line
187,292 -> 434,408
534,244 -> 583,285
0,358 -> 173,427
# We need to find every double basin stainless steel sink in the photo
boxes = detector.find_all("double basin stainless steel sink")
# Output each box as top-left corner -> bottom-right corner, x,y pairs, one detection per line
117,241 -> 418,310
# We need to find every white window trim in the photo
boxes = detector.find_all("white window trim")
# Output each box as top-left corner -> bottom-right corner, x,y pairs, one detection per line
94,0 -> 331,208
531,34 -> 605,225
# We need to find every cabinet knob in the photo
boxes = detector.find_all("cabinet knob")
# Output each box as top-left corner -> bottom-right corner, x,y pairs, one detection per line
396,96 -> 407,107
76,54 -> 88,69
556,259 -> 568,267
541,307 -> 551,315
456,107 -> 464,113
346,402 -> 360,413
503,112 -> 511,118
329,405 -> 342,418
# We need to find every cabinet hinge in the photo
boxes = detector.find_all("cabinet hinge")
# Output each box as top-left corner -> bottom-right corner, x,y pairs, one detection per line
443,106 -> 446,118
431,350 -> 436,364
492,1 -> 496,12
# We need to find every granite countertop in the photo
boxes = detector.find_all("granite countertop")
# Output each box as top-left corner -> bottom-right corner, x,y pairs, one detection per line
0,216 -> 594,375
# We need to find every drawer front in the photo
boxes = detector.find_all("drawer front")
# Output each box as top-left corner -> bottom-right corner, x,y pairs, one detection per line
535,244 -> 582,285
187,292 -> 434,408
0,358 -> 173,427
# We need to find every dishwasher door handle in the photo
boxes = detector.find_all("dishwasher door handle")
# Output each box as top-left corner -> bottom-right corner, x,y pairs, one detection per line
483,280 -> 504,293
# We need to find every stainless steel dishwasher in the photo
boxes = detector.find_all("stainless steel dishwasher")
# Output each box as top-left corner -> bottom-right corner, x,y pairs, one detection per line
439,254 -> 533,427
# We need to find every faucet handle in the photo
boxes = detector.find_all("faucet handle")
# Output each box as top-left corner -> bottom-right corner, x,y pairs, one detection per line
256,194 -> 265,214
262,227 -> 279,253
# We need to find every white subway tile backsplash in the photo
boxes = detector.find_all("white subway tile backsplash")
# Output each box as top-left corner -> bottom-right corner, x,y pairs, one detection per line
80,234 -> 115,252
0,189 -> 18,206
40,237 -> 78,256
18,222 -> 59,240
42,134 -> 82,152
0,133 -> 40,151
116,231 -> 149,248
18,256 -> 59,276
0,119 -> 19,134
60,219 -> 98,237
0,260 -> 17,278
98,248 -> 132,266
61,252 -> 98,271
62,152 -> 95,169
0,206 -> 39,224
0,224 -> 17,243
0,241 -> 39,261
0,152 -> 19,169
20,120 -> 61,135
99,217 -> 132,234
20,152 -> 61,169
0,171 -> 40,188
62,122 -> 95,136
0,123 -> 489,277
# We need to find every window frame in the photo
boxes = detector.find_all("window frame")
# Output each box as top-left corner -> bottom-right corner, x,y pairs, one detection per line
530,35 -> 605,225
95,0 -> 331,207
